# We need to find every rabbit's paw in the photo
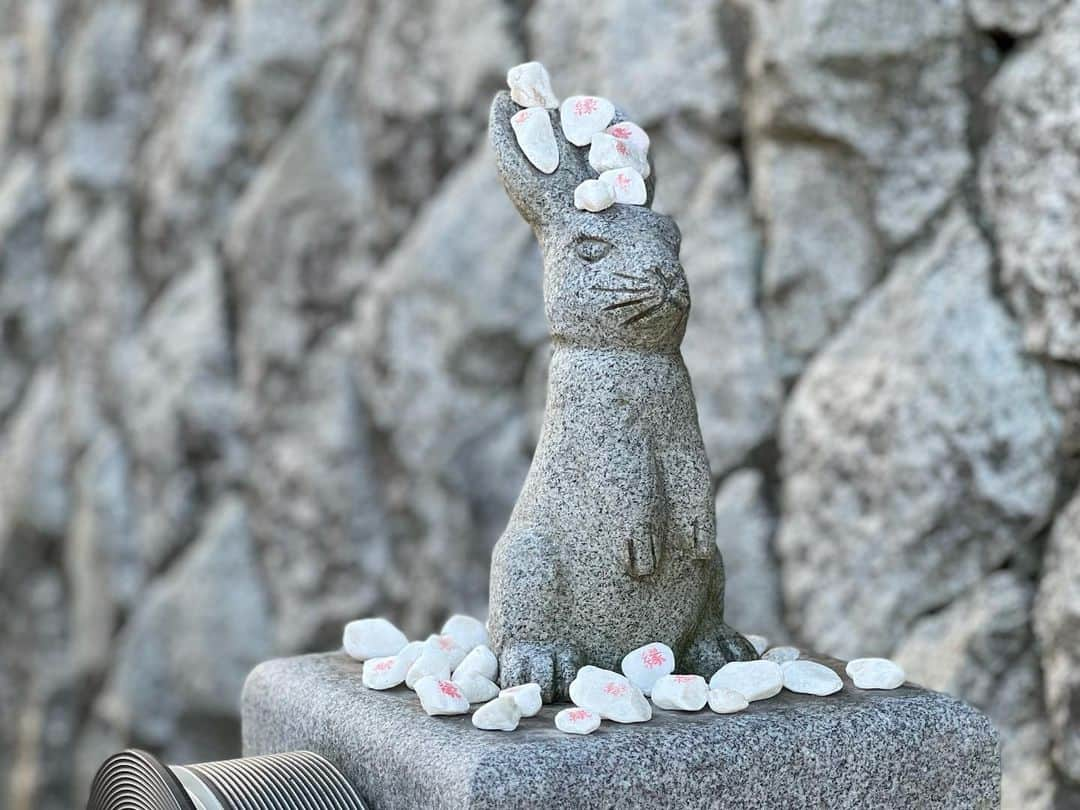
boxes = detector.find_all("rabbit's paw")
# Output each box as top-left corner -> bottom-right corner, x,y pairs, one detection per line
499,641 -> 583,703
683,624 -> 759,676
689,513 -> 716,560
620,524 -> 662,578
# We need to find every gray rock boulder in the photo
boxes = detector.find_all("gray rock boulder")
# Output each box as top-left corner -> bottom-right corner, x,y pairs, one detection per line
1035,488 -> 1080,784
777,208 -> 1060,657
90,496 -> 272,767
714,469 -> 786,642
895,572 -> 1055,810
980,1 -> 1080,363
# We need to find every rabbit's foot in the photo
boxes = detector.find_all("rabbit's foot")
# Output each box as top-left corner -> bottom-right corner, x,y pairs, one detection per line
499,641 -> 582,703
683,623 -> 758,676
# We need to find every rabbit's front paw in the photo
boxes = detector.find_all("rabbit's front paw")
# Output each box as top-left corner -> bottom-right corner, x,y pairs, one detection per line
499,641 -> 582,703
620,525 -> 661,577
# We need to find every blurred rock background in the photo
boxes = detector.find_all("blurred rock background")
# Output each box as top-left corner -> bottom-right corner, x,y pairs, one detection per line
0,0 -> 1077,807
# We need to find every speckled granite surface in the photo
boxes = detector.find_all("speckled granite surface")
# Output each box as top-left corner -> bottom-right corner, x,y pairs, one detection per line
242,652 -> 1000,810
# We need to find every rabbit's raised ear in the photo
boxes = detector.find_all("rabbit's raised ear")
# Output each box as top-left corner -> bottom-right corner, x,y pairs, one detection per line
489,90 -> 589,230
489,90 -> 658,230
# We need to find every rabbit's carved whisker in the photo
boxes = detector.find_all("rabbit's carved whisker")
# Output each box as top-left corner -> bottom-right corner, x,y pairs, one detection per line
602,296 -> 656,312
487,87 -> 755,702
590,285 -> 653,294
621,303 -> 664,326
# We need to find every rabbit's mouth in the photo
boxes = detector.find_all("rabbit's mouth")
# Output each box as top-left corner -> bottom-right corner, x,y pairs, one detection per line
593,267 -> 689,332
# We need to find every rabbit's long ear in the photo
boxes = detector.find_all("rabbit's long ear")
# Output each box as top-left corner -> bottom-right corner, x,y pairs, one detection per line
489,90 -> 591,230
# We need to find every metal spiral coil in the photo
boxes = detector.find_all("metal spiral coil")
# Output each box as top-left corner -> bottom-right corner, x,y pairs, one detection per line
87,749 -> 369,810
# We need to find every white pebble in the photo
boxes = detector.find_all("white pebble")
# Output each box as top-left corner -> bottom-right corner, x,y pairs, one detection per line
846,658 -> 906,690
708,660 -> 783,702
398,640 -> 425,670
605,121 -> 650,154
342,618 -> 408,661
745,635 -> 769,656
708,687 -> 749,714
560,95 -> 615,146
574,179 -> 614,212
405,647 -> 451,689
500,682 -> 543,717
425,634 -> 468,669
782,660 -> 843,696
455,674 -> 500,704
453,645 -> 498,682
507,61 -> 558,109
441,614 -> 488,653
650,674 -> 708,711
415,676 -> 470,716
569,665 -> 652,724
361,655 -> 409,690
762,646 -> 800,664
510,107 -> 559,174
598,167 -> 646,206
555,706 -> 601,735
621,642 -> 675,696
472,695 -> 521,731
588,132 -> 650,178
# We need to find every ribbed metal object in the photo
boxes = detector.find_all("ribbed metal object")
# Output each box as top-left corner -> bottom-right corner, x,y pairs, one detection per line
87,749 -> 369,810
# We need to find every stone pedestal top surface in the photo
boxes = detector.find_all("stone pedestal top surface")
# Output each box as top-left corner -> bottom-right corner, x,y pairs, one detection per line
242,652 -> 1000,810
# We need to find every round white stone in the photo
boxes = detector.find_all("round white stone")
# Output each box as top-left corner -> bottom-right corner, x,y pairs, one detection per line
342,618 -> 408,661
500,682 -> 543,718
555,707 -> 601,735
361,655 -> 409,690
762,646 -> 800,664
559,95 -> 615,146
707,687 -> 749,714
708,660 -> 783,702
398,640 -> 425,670
441,614 -> 488,653
415,676 -> 470,716
650,674 -> 708,711
424,633 -> 468,669
510,107 -> 559,174
405,647 -> 452,689
621,642 -> 675,696
506,61 -> 558,109
782,660 -> 843,696
597,167 -> 647,206
574,179 -> 614,213
453,644 -> 498,682
455,673 -> 500,704
846,658 -> 906,690
605,121 -> 650,154
588,132 -> 650,178
569,665 -> 652,723
472,695 -> 521,731
745,634 -> 769,656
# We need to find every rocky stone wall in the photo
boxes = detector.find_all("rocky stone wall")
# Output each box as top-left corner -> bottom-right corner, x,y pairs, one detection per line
0,1 -> 1077,807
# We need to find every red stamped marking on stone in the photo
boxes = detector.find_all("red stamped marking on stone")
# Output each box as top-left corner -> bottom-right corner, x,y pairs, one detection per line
439,680 -> 463,699
615,140 -> 630,156
374,659 -> 395,672
437,636 -> 455,651
574,97 -> 599,116
567,709 -> 591,722
642,647 -> 666,669
615,173 -> 631,190
609,124 -> 632,139
513,109 -> 530,124
603,681 -> 629,697
673,675 -> 696,684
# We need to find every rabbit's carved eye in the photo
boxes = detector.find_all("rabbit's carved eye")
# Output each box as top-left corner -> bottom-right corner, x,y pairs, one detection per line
574,237 -> 612,263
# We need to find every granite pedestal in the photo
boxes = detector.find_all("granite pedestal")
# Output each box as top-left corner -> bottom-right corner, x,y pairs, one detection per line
242,652 -> 1000,810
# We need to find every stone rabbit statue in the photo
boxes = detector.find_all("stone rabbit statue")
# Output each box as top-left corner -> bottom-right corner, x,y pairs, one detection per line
487,88 -> 756,702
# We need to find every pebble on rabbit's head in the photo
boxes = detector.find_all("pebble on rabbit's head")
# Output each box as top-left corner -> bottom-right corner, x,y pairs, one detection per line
505,62 -> 652,213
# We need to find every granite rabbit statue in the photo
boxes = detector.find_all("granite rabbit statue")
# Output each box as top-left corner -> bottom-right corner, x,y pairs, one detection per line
487,88 -> 757,702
